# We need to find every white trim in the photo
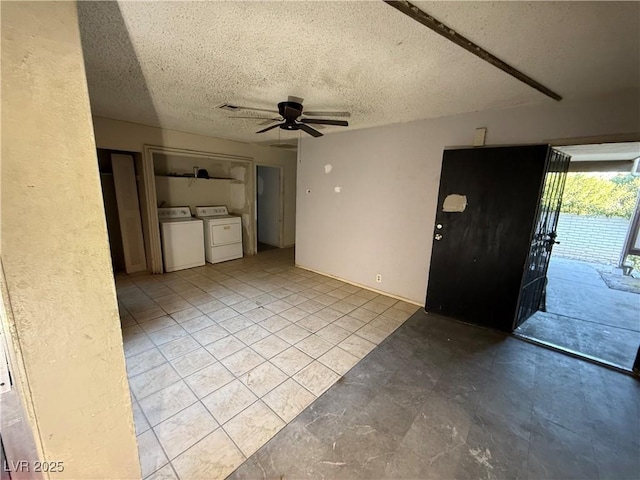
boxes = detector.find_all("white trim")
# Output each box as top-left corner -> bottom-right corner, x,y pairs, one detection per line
547,133 -> 640,147
295,264 -> 422,307
141,145 -> 253,273
142,145 -> 163,273
144,145 -> 253,164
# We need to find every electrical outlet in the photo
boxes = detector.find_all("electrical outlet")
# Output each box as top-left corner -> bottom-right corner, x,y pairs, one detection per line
376,274 -> 382,283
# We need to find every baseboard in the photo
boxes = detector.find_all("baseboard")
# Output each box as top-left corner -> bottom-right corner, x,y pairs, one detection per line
294,264 -> 422,307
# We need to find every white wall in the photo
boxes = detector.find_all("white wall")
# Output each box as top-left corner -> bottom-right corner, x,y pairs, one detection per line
153,153 -> 234,213
152,152 -> 254,253
92,117 -> 298,246
257,165 -> 281,246
1,2 -> 141,478
296,89 -> 640,304
155,177 -> 232,212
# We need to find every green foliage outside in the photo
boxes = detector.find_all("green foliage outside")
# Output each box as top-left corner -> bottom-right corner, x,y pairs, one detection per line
560,173 -> 640,219
628,255 -> 640,273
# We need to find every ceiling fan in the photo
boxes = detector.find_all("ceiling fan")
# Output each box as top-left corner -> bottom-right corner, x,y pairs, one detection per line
226,96 -> 350,138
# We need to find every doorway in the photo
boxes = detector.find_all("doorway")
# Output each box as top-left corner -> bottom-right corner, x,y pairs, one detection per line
256,164 -> 283,252
515,142 -> 640,371
98,149 -> 147,274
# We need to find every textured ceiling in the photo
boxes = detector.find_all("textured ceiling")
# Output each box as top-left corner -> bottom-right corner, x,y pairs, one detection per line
78,1 -> 640,144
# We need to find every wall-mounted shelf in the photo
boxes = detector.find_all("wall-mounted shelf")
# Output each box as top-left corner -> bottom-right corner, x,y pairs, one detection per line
155,174 -> 235,180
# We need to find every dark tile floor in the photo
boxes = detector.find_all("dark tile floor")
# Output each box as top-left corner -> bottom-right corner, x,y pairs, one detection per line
516,257 -> 640,369
230,310 -> 640,480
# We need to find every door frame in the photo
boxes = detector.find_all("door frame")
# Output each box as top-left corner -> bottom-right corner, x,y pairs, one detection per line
254,163 -> 285,251
547,133 -> 640,147
620,188 -> 640,263
141,145 -> 253,273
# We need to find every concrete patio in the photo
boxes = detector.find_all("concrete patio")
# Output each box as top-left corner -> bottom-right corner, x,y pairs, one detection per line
516,257 -> 640,370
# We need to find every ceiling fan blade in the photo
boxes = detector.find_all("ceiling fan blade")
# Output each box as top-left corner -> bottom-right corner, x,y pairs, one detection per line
298,123 -> 323,138
303,111 -> 351,118
235,105 -> 279,114
301,118 -> 349,127
256,123 -> 282,134
231,116 -> 282,126
288,95 -> 304,104
259,118 -> 282,126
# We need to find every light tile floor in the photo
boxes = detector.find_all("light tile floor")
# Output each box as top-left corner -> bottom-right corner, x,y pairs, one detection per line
117,248 -> 418,479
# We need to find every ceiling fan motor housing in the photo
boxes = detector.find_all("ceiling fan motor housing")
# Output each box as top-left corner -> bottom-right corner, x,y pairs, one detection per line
278,101 -> 303,121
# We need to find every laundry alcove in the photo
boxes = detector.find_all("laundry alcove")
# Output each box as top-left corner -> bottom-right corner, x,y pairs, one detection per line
140,146 -> 254,273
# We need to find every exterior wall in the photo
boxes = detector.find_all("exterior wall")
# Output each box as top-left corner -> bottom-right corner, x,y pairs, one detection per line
554,213 -> 630,265
1,2 -> 141,478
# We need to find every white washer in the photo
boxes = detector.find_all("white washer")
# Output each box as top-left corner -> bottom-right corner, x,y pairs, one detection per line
158,207 -> 205,272
195,206 -> 243,264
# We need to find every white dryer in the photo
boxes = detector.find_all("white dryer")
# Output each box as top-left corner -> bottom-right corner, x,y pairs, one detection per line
158,207 -> 205,272
195,206 -> 243,264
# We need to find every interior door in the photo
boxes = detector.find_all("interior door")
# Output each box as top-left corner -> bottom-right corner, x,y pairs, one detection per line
256,165 -> 282,247
425,145 -> 550,332
111,153 -> 147,274
514,149 -> 570,327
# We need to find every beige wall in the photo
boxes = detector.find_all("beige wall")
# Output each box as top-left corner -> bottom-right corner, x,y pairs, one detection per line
92,117 -> 298,246
1,2 -> 141,479
155,177 -> 232,214
153,152 -> 255,253
296,89 -> 640,304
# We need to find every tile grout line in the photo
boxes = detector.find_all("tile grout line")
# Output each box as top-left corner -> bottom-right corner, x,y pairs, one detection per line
121,251 -> 418,478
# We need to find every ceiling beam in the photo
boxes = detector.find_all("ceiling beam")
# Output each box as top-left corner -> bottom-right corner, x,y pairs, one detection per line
384,0 -> 563,101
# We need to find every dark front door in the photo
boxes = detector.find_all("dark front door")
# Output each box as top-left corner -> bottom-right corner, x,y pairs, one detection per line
514,149 -> 570,327
425,145 -> 552,332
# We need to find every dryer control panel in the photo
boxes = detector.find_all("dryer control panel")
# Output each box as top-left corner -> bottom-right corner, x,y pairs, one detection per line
195,206 -> 229,217
158,207 -> 192,219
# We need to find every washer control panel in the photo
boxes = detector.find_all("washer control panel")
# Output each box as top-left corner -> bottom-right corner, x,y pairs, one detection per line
157,207 -> 192,219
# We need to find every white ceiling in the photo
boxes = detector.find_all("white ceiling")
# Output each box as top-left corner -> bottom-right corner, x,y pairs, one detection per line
78,1 -> 640,144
